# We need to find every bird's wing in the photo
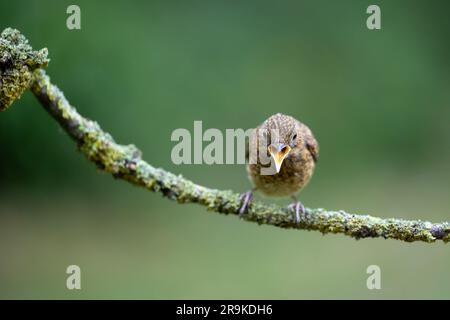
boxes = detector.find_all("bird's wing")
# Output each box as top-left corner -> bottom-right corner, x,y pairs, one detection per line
302,124 -> 319,163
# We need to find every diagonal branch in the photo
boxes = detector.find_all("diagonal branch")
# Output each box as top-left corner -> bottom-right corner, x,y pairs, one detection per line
2,28 -> 449,243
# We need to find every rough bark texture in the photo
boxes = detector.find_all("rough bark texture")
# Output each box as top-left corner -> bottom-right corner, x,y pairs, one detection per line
2,28 -> 450,243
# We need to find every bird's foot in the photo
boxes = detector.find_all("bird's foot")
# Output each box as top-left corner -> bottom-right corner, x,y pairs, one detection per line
288,201 -> 306,224
238,190 -> 254,218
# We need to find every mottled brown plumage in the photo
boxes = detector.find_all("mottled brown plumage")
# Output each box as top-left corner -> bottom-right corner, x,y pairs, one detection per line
240,113 -> 319,222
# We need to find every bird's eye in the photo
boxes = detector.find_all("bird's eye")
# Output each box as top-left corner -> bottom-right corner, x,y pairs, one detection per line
292,134 -> 297,141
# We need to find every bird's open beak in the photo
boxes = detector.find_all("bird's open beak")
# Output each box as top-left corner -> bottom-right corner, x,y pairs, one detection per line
268,144 -> 291,173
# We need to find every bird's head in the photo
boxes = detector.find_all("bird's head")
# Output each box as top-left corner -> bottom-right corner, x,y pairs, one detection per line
260,113 -> 302,174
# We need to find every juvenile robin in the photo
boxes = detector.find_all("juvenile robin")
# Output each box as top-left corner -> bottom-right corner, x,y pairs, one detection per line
240,113 -> 319,223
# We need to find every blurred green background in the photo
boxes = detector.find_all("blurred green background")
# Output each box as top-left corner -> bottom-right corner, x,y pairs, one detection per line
1,0 -> 449,299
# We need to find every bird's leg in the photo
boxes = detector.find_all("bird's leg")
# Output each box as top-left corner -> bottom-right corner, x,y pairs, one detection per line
238,189 -> 255,218
288,196 -> 306,224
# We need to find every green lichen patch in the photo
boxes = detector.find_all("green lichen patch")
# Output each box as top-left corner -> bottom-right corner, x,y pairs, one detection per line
0,28 -> 49,111
79,123 -> 129,174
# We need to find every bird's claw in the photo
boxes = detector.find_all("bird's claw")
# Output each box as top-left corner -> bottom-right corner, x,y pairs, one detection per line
288,201 -> 305,224
238,190 -> 253,218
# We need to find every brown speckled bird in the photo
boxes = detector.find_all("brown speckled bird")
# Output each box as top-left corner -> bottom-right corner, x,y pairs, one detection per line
240,113 -> 319,223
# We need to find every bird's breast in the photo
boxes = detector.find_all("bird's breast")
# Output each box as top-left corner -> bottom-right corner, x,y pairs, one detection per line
247,150 -> 315,197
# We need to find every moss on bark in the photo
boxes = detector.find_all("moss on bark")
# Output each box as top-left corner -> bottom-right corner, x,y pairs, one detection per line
0,28 -> 48,111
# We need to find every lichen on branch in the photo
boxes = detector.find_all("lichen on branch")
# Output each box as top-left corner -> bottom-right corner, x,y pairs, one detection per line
0,28 -> 49,111
2,28 -> 450,243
